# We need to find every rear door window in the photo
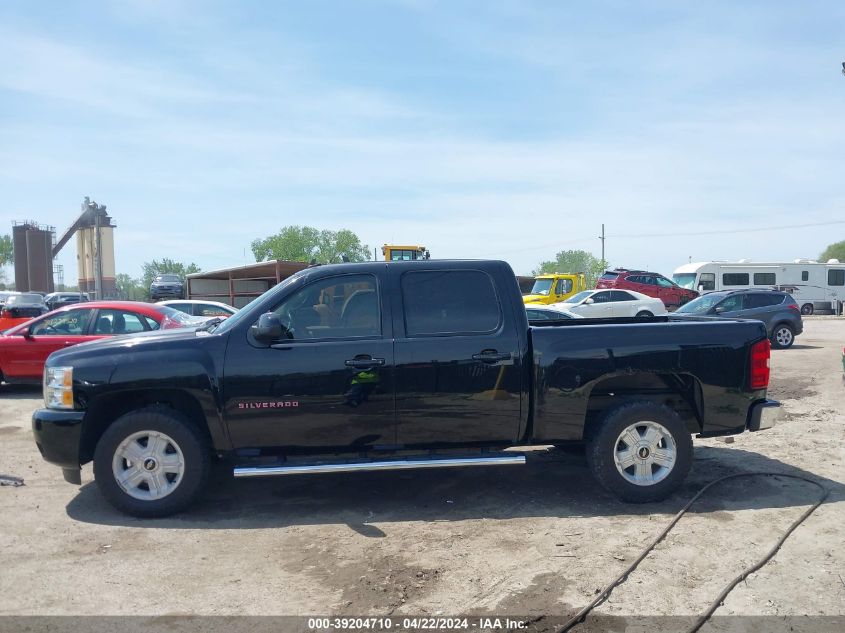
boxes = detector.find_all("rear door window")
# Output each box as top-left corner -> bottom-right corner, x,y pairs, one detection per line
744,294 -> 782,309
93,310 -> 149,335
402,270 -> 501,336
610,291 -> 636,301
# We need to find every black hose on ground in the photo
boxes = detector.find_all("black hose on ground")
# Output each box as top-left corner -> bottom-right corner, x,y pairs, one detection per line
559,472 -> 830,633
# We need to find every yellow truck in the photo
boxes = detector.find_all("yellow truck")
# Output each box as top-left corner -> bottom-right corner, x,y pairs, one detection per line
522,273 -> 587,305
382,245 -> 430,261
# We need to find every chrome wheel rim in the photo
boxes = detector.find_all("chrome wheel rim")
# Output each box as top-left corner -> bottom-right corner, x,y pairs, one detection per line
112,431 -> 185,500
775,327 -> 793,347
614,421 -> 676,486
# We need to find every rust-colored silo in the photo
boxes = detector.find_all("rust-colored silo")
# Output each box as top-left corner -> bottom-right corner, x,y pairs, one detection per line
25,227 -> 55,293
12,224 -> 29,291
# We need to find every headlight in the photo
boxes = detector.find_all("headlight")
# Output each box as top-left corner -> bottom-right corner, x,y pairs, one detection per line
44,366 -> 74,409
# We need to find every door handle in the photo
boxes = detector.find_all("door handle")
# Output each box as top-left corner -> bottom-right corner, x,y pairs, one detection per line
345,357 -> 386,369
472,351 -> 513,363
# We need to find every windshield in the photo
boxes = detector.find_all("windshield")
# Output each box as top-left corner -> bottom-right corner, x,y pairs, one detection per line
530,279 -> 554,296
7,294 -> 43,305
156,274 -> 181,282
674,293 -> 725,314
562,291 -> 593,304
673,273 -> 698,290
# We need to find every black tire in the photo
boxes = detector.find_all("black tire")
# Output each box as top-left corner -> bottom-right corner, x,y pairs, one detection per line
586,401 -> 693,503
93,406 -> 211,518
635,311 -> 653,318
800,303 -> 813,316
771,323 -> 795,349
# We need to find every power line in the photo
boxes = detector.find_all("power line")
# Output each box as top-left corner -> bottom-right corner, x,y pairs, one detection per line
607,219 -> 845,239
464,219 -> 844,260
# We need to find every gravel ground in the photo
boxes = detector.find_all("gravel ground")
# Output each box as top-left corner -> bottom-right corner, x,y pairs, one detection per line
0,318 -> 843,626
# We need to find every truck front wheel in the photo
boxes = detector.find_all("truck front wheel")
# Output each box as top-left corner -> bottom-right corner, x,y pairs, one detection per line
586,402 -> 693,503
93,406 -> 211,518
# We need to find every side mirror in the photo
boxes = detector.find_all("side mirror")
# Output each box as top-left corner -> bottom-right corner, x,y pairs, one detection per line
251,313 -> 289,343
713,306 -> 725,314
697,285 -> 705,293
584,298 -> 595,305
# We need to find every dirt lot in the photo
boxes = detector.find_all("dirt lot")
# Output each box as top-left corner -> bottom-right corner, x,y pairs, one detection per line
1,319 -> 843,626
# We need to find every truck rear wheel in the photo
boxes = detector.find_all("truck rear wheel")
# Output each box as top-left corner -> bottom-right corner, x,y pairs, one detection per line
586,401 -> 693,503
93,406 -> 211,518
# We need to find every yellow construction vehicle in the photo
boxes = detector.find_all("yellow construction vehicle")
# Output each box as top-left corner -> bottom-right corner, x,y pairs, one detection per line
382,245 -> 430,261
522,273 -> 587,305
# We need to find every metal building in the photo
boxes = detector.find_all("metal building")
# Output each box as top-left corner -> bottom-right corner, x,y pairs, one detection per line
187,260 -> 309,308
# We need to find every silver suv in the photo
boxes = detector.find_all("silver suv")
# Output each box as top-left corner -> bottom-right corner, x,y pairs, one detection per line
673,290 -> 803,349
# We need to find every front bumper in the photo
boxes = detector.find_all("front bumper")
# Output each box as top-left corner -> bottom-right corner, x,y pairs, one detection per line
32,408 -> 85,482
747,399 -> 781,431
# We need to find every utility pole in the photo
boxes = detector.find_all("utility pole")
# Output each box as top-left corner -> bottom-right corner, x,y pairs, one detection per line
599,224 -> 606,262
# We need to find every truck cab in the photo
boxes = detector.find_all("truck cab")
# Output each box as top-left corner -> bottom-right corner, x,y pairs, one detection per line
382,245 -> 430,261
523,273 -> 587,305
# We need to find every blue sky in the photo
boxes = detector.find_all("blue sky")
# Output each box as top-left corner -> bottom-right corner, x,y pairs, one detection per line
1,0 -> 844,282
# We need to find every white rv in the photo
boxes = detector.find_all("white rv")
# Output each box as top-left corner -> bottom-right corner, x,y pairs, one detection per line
672,259 -> 844,315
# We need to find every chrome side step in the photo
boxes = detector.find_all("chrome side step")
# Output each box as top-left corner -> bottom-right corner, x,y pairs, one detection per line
233,454 -> 526,478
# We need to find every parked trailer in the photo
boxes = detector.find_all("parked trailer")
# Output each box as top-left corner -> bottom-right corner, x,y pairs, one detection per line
672,259 -> 845,315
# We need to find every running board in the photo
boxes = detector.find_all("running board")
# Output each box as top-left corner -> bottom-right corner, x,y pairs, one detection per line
233,454 -> 526,478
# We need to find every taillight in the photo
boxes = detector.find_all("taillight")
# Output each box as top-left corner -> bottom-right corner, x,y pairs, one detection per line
750,339 -> 771,390
785,303 -> 800,313
0,308 -> 8,318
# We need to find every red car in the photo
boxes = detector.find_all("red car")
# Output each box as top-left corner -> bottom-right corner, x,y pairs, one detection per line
0,301 -> 197,384
596,269 -> 698,310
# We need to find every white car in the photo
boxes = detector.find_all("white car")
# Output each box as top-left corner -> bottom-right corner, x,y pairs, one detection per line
551,289 -> 667,318
156,300 -> 238,319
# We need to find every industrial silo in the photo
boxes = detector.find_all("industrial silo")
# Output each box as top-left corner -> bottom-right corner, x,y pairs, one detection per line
12,223 -> 29,291
25,226 -> 55,293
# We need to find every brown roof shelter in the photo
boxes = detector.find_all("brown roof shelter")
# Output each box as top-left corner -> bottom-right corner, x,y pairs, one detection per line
186,260 -> 309,308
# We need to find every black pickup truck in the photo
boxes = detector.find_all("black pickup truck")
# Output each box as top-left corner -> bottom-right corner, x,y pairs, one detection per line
32,260 -> 780,517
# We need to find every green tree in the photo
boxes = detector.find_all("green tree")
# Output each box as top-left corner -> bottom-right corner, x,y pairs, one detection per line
819,240 -> 845,262
115,273 -> 146,300
0,235 -> 12,287
251,225 -> 370,264
532,249 -> 608,288
141,259 -> 201,294
0,234 -> 12,265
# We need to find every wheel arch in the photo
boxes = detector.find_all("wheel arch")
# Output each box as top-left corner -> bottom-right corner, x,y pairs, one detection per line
79,390 -> 215,464
582,372 -> 704,440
